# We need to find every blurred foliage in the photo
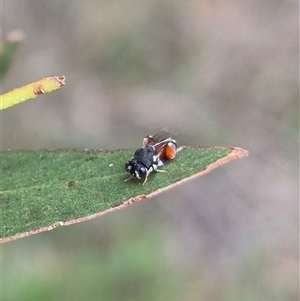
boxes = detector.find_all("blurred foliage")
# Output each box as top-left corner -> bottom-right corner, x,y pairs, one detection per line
0,30 -> 24,81
2,222 -> 187,301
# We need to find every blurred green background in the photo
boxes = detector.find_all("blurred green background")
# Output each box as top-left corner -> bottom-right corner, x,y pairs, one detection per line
1,1 -> 298,300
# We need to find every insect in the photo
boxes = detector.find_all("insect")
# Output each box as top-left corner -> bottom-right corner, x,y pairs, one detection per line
125,130 -> 178,185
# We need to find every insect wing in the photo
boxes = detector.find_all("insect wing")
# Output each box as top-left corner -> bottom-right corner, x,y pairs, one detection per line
143,130 -> 177,164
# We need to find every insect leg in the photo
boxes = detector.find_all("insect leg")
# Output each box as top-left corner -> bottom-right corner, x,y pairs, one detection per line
155,169 -> 169,175
124,175 -> 134,182
141,169 -> 151,186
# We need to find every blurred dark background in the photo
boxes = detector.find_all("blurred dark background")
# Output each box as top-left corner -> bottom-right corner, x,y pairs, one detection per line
1,1 -> 298,300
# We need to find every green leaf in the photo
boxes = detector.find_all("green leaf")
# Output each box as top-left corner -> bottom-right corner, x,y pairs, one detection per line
0,146 -> 248,243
